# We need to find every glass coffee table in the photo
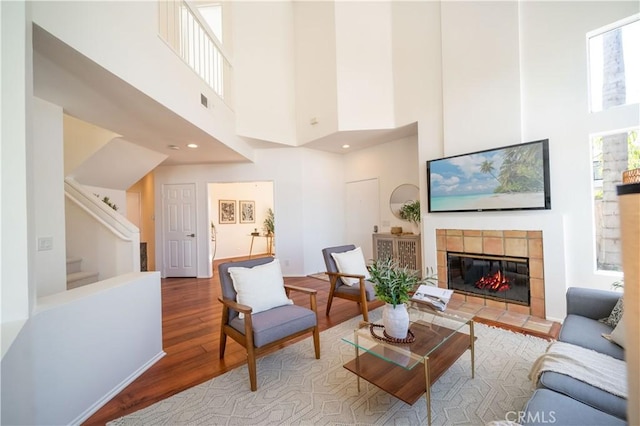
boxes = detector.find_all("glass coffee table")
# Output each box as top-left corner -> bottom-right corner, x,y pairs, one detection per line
341,301 -> 475,425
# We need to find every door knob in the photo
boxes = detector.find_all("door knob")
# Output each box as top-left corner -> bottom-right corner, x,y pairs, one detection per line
186,233 -> 195,237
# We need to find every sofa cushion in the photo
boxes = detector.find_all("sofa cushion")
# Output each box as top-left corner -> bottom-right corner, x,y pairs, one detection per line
538,371 -> 627,420
599,296 -> 623,327
559,314 -> 624,360
522,389 -> 626,426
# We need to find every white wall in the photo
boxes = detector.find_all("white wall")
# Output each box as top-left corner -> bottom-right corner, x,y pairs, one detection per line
519,1 -> 639,291
154,148 -> 345,278
31,1 -> 254,160
1,272 -> 164,425
344,136 -> 420,234
422,1 -> 639,320
293,1 -> 339,144
441,1 -> 522,153
335,1 -> 395,130
232,1 -> 297,145
33,97 -> 67,297
1,0 -> 32,350
208,181 -> 274,260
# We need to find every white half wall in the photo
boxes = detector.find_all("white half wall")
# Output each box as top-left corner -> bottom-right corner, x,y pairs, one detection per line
1,272 -> 164,425
33,97 -> 67,298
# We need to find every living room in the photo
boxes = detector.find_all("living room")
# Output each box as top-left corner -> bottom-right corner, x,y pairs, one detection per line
1,1 -> 639,425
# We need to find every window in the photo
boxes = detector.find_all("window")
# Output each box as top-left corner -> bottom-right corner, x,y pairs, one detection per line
588,16 -> 640,112
591,129 -> 639,271
588,14 -> 640,272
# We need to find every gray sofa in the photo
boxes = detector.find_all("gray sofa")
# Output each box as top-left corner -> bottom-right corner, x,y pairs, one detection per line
522,287 -> 627,425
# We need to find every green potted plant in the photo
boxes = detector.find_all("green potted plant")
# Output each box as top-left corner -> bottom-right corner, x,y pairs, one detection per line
368,258 -> 435,338
399,200 -> 421,234
263,208 -> 275,235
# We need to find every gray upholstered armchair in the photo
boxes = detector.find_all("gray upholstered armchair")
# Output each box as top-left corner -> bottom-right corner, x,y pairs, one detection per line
321,245 -> 377,322
218,257 -> 320,391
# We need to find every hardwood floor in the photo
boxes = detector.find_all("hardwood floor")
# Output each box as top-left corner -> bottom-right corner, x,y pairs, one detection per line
84,256 -> 381,425
84,255 -> 558,425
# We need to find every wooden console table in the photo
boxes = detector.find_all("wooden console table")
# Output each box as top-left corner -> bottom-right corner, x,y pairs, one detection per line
249,234 -> 274,258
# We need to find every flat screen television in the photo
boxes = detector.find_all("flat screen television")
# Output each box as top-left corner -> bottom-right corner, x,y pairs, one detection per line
427,139 -> 551,213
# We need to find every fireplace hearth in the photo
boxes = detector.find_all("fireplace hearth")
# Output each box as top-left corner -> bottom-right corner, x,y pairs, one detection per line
447,252 -> 530,306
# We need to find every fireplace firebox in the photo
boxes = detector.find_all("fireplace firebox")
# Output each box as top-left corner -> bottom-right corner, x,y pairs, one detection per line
447,251 -> 530,306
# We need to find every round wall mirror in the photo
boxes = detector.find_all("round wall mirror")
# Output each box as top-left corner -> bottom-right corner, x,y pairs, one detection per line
390,184 -> 419,219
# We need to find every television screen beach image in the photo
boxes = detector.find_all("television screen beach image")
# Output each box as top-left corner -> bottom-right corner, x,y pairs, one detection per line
427,139 -> 551,213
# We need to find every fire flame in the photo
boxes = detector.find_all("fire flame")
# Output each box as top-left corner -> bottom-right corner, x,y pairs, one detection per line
475,270 -> 511,292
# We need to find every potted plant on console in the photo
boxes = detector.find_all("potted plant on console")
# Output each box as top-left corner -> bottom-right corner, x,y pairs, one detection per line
399,200 -> 421,235
368,258 -> 433,339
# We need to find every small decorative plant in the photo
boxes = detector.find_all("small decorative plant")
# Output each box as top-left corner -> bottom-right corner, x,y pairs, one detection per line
399,200 -> 421,224
263,208 -> 275,235
368,258 -> 432,307
95,194 -> 118,211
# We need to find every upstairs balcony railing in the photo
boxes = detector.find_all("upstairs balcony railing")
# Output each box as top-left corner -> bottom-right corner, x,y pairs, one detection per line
158,0 -> 233,108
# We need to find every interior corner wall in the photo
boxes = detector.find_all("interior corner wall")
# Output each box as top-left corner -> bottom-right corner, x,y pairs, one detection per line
293,1 -> 339,144
334,1 -> 395,131
344,136 -> 420,234
33,97 -> 67,298
441,1 -> 522,153
63,114 -> 118,177
232,1 -> 297,145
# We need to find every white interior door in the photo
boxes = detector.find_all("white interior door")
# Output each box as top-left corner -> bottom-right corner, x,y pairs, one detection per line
163,183 -> 197,277
346,178 -> 379,262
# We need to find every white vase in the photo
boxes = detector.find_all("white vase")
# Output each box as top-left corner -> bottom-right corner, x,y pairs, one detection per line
382,303 -> 410,339
411,222 -> 421,235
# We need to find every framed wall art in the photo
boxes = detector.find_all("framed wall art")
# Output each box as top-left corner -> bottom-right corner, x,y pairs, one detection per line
239,200 -> 255,223
219,200 -> 236,224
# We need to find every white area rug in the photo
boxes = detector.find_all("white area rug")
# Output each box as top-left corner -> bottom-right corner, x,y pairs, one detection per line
109,308 -> 549,426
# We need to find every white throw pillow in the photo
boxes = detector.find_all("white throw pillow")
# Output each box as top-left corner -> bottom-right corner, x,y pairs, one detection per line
330,247 -> 370,286
228,259 -> 293,318
609,314 -> 626,348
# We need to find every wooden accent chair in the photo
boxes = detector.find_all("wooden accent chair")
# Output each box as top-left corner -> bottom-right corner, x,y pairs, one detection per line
218,257 -> 320,391
321,245 -> 377,322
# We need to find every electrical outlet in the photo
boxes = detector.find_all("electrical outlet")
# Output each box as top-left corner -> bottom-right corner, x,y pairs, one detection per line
38,237 -> 53,251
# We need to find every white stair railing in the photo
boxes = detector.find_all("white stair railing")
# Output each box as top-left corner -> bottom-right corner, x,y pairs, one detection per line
64,178 -> 140,280
158,0 -> 233,108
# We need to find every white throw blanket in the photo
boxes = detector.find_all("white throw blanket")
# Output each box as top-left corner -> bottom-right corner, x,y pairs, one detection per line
529,341 -> 627,398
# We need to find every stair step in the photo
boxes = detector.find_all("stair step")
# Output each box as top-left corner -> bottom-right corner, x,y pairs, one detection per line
66,257 -> 83,275
67,271 -> 99,289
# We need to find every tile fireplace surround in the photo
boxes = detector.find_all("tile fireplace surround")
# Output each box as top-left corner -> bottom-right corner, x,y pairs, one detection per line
436,229 -> 546,319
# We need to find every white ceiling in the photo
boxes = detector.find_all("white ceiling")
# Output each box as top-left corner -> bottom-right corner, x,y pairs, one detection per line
32,25 -> 417,166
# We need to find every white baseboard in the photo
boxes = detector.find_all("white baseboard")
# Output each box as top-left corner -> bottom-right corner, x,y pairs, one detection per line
71,350 -> 167,425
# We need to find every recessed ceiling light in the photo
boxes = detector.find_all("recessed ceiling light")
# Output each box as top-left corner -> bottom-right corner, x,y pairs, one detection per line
168,145 -> 180,150
187,143 -> 199,149
342,144 -> 350,149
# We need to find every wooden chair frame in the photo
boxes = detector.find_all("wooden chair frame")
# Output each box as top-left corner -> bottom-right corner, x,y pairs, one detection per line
218,284 -> 320,391
325,271 -> 371,322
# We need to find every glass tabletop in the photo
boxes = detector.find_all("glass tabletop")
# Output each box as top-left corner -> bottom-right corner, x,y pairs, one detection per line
341,301 -> 474,370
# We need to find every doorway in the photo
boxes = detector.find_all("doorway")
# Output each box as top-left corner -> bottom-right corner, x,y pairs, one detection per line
208,181 -> 274,265
162,183 -> 198,277
345,178 -> 379,261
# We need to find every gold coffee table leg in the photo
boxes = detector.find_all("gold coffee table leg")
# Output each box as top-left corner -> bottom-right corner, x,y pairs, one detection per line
424,356 -> 431,426
355,332 -> 361,392
470,320 -> 475,379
